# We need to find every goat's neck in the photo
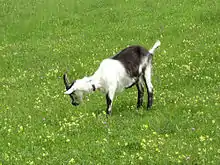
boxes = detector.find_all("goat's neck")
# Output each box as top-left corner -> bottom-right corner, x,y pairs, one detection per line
89,75 -> 102,90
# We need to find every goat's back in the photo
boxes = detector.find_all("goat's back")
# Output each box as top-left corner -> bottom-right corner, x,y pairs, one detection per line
111,46 -> 150,78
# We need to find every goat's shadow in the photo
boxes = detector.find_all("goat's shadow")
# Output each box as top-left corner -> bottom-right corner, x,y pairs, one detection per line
83,88 -> 154,117
94,96 -> 153,117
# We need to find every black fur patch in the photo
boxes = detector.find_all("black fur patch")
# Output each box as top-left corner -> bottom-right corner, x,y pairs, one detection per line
147,92 -> 153,109
106,93 -> 112,114
111,46 -> 149,78
136,82 -> 144,108
92,84 -> 96,91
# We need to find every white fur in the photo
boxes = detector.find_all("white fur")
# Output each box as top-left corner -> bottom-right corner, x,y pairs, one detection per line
64,59 -> 135,95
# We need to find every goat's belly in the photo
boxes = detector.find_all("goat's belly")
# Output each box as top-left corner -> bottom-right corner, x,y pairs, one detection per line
116,77 -> 136,92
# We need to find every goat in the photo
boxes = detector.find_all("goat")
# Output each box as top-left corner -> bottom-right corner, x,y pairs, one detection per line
64,40 -> 161,115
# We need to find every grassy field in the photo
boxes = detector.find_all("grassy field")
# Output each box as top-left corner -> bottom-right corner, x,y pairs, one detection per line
0,0 -> 220,164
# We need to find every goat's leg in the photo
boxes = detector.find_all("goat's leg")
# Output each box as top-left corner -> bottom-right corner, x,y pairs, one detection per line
105,88 -> 115,115
136,80 -> 144,108
143,65 -> 153,109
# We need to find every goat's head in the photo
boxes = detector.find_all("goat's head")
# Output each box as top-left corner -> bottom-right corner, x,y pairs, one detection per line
63,73 -> 83,106
64,74 -> 95,106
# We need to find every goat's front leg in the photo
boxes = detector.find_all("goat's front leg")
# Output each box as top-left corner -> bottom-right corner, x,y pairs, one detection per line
136,80 -> 144,109
143,65 -> 153,109
105,88 -> 115,115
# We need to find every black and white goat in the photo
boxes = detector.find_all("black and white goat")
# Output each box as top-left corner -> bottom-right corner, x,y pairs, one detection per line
64,40 -> 161,115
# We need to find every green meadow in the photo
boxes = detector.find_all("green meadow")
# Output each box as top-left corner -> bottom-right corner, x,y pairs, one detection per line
0,0 -> 220,164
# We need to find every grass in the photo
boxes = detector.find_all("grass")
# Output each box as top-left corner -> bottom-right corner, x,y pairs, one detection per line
0,0 -> 220,164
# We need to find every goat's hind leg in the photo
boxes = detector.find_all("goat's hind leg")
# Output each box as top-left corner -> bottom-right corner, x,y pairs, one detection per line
143,65 -> 153,109
136,79 -> 144,109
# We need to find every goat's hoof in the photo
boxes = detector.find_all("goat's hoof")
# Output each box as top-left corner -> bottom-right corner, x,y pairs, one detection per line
147,105 -> 152,110
106,113 -> 112,118
137,104 -> 143,109
106,111 -> 112,116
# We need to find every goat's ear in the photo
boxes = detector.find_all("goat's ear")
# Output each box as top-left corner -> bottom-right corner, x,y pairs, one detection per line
63,73 -> 70,90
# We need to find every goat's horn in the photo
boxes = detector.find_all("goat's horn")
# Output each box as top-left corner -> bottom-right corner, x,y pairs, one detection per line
63,73 -> 70,90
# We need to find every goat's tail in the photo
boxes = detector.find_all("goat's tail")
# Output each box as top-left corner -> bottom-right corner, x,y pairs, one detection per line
149,40 -> 161,55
